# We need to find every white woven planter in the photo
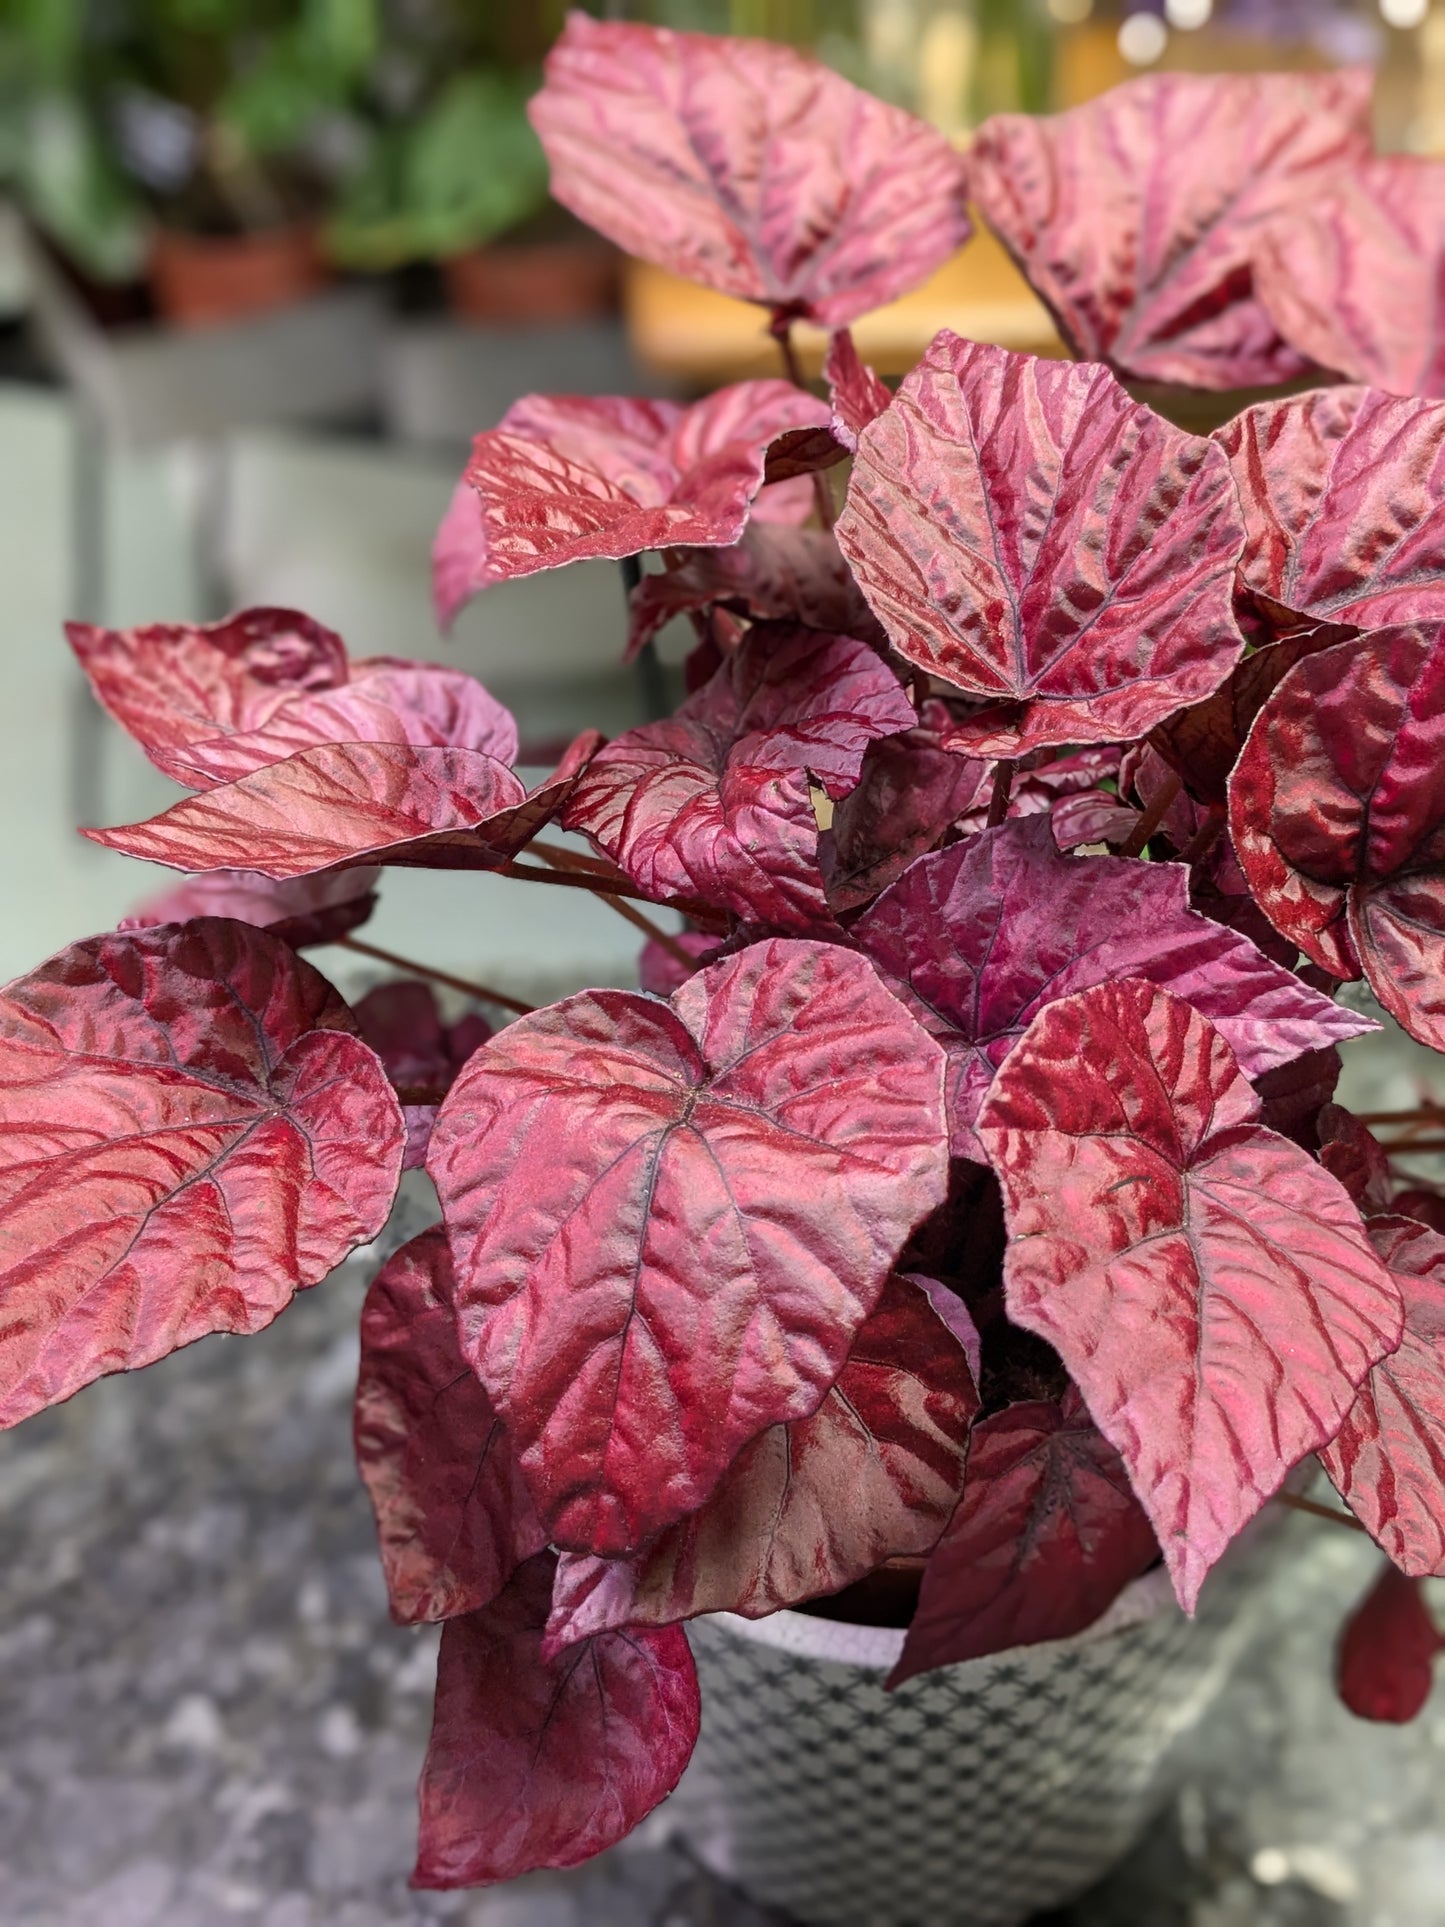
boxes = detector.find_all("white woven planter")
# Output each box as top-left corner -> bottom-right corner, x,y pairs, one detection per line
672,1548 -> 1276,1927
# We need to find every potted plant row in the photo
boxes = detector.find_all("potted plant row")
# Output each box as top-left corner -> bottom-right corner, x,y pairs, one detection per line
8,15 -> 1445,1927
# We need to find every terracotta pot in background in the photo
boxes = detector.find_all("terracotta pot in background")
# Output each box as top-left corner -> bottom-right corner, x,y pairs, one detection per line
442,239 -> 620,324
148,224 -> 330,329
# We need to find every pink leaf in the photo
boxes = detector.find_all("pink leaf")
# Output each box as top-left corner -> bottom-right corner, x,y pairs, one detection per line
545,1273 -> 978,1645
120,865 -> 380,950
0,919 -> 404,1427
426,939 -> 949,1554
1318,1105 -> 1395,1217
1337,1563 -> 1441,1723
564,626 -> 914,930
637,931 -> 718,998
835,333 -> 1245,756
1254,157 -> 1445,398
825,330 -> 891,452
823,726 -> 990,914
413,1552 -> 699,1888
355,1228 -> 545,1624
1229,624 -> 1445,1042
437,385 -> 831,621
1320,1216 -> 1445,1577
1050,789 -> 1141,852
887,1390 -> 1159,1684
854,818 -> 1374,1160
431,480 -> 491,634
977,979 -> 1403,1611
529,15 -> 971,328
970,70 -> 1374,389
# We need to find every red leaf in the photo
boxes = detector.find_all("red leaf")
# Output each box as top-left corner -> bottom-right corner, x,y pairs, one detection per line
835,333 -> 1245,756
624,525 -> 880,664
564,626 -> 914,930
1318,1105 -> 1395,1217
355,1229 -> 546,1625
546,1273 -> 978,1646
970,69 -> 1373,389
1229,624 -> 1445,1043
825,329 -> 891,452
354,982 -> 491,1170
120,865 -> 380,950
637,930 -> 718,998
1050,789 -> 1141,852
854,818 -> 1373,1160
413,1552 -> 699,1888
822,726 -> 990,914
1337,1563 -> 1441,1724
977,979 -> 1403,1611
529,15 -> 971,329
427,938 -> 949,1554
1217,388 -> 1445,633
0,919 -> 404,1427
436,385 -> 831,623
1320,1216 -> 1445,1577
1254,157 -> 1445,398
887,1389 -> 1159,1685
69,610 -> 517,785
85,733 -> 601,881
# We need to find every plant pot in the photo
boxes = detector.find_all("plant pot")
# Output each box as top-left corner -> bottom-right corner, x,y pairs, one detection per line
148,224 -> 330,329
672,1546 -> 1279,1927
442,239 -> 620,324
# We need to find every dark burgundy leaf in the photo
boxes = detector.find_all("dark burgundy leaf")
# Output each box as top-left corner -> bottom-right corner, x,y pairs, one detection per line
887,1389 -> 1158,1685
545,1273 -> 977,1645
825,329 -> 891,452
823,726 -> 990,914
1229,624 -> 1445,1043
1251,1046 -> 1342,1151
436,385 -> 832,623
1254,158 -> 1445,398
853,818 -> 1372,1159
427,939 -> 949,1554
637,931 -> 718,998
1396,1185 -> 1445,1237
356,1228 -> 545,1625
0,919 -> 404,1427
835,332 -> 1245,755
1191,834 -> 1300,971
1337,1563 -> 1441,1723
977,979 -> 1403,1610
1318,1105 -> 1395,1217
969,69 -> 1373,389
1320,1216 -> 1445,1577
759,424 -> 847,485
413,1552 -> 699,1888
354,982 -> 491,1170
120,865 -> 380,950
564,626 -> 914,930
529,15 -> 972,328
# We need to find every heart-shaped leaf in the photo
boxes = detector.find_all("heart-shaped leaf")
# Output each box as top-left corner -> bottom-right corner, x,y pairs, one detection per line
835,333 -> 1245,756
355,1228 -> 545,1624
887,1389 -> 1159,1685
545,1272 -> 978,1646
977,978 -> 1402,1610
0,919 -> 404,1428
119,865 -> 380,949
1337,1562 -> 1442,1723
854,818 -> 1373,1160
1229,624 -> 1445,1044
413,1551 -> 699,1888
529,15 -> 971,329
427,938 -> 949,1554
564,626 -> 914,930
970,69 -> 1374,388
1254,157 -> 1445,398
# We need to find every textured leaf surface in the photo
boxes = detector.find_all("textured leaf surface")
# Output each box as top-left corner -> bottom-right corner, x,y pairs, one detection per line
835,333 -> 1244,755
529,15 -> 971,327
970,70 -> 1373,388
854,819 -> 1372,1159
825,330 -> 891,452
1254,158 -> 1445,398
427,939 -> 949,1553
1321,1216 -> 1445,1577
888,1390 -> 1158,1684
0,919 -> 404,1427
1229,625 -> 1445,1040
977,979 -> 1402,1610
119,865 -> 380,950
546,1273 -> 977,1644
1337,1563 -> 1441,1723
413,1552 -> 699,1888
438,385 -> 830,619
355,1229 -> 545,1624
565,626 -> 913,930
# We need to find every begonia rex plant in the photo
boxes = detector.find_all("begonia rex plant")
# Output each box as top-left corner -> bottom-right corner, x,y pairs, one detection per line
9,11 -> 1445,1890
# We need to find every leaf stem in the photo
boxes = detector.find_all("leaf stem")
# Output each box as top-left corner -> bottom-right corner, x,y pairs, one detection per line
770,313 -> 837,532
1357,1103 -> 1445,1127
335,936 -> 535,1017
985,761 -> 1014,829
1119,771 -> 1183,860
1381,1137 -> 1445,1156
1274,1490 -> 1368,1536
530,844 -> 699,969
1178,809 -> 1225,870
